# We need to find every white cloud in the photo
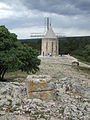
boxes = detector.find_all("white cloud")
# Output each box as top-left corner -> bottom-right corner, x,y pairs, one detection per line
0,2 -> 11,9
0,2 -> 13,19
0,1 -> 44,20
10,25 -> 90,39
10,26 -> 45,39
0,0 -> 90,38
0,9 -> 13,19
54,27 -> 90,37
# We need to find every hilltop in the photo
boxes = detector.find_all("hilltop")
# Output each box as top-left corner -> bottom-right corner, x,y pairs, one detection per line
0,55 -> 90,120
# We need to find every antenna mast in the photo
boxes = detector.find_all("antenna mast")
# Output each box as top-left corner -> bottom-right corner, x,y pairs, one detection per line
47,17 -> 50,30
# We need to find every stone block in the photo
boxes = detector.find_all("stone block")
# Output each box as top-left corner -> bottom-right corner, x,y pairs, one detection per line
26,75 -> 55,101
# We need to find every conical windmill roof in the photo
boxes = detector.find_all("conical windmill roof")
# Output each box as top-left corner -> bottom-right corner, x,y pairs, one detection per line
44,26 -> 57,39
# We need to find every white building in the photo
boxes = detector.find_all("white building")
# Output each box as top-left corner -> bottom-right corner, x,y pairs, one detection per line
41,24 -> 59,56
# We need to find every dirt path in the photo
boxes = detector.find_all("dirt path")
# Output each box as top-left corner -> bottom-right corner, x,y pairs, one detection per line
38,55 -> 90,83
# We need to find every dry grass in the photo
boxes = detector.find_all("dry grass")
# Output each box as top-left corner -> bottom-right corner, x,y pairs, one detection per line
4,70 -> 28,82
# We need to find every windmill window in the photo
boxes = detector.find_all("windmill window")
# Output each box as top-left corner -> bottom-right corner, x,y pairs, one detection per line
52,42 -> 53,52
46,42 -> 48,51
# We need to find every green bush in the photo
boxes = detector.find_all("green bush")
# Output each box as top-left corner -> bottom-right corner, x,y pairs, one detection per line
0,25 -> 40,80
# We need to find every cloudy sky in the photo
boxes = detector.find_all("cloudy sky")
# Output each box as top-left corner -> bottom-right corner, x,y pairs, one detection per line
0,0 -> 90,39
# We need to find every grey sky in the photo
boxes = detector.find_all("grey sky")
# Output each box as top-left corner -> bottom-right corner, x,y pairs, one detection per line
0,0 -> 90,38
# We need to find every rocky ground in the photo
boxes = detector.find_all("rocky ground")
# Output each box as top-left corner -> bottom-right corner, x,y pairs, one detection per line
0,55 -> 90,120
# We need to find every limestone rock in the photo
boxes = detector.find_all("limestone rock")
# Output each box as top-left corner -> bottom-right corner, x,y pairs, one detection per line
26,75 -> 55,101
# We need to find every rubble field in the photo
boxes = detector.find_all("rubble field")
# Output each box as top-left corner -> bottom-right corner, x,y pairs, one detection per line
0,55 -> 90,120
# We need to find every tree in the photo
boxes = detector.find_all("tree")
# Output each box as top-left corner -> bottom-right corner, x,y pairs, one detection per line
16,44 -> 40,73
83,45 -> 90,62
0,25 -> 40,80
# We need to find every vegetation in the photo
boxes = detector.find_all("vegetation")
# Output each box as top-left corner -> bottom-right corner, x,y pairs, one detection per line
33,111 -> 47,120
21,36 -> 90,63
20,39 -> 41,55
59,37 -> 90,63
0,25 -> 40,80
5,70 -> 28,81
